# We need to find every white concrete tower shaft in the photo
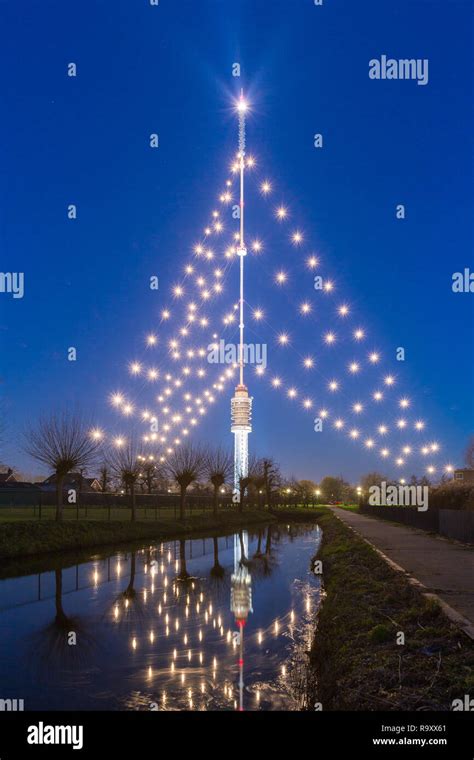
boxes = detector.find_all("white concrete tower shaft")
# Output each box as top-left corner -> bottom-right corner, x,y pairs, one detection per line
231,91 -> 252,500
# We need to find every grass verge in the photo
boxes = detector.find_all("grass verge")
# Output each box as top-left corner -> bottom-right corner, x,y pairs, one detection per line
273,507 -> 474,710
0,510 -> 274,565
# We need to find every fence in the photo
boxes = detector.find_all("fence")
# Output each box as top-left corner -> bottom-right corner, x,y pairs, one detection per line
0,487 -> 324,520
360,504 -> 474,543
0,489 -> 234,521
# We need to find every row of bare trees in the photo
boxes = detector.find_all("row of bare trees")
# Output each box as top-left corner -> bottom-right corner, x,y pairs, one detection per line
23,412 -> 282,522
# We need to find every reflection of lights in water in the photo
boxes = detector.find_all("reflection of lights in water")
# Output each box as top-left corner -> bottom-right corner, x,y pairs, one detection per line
143,590 -> 147,602
185,607 -> 189,618
181,672 -> 185,684
160,563 -> 164,573
184,634 -> 188,645
199,652 -> 203,664
166,626 -> 169,636
163,593 -> 167,602
149,631 -> 154,643
188,650 -> 192,661
198,630 -> 203,642
175,561 -> 179,573
175,587 -> 179,597
171,662 -> 175,673
186,594 -> 190,604
196,603 -> 200,613
205,612 -> 209,623
150,583 -> 154,594
158,604 -> 162,615
200,593 -> 203,602
213,619 -> 216,629
213,657 -> 217,668
218,615 -> 222,627
131,638 -> 137,650
164,577 -> 168,587
173,649 -> 177,660
148,666 -> 152,679
165,614 -> 169,625
162,692 -> 167,705
209,604 -> 213,615
116,562 -> 121,576
93,570 -> 99,586
167,551 -> 171,562
144,564 -> 148,574
175,620 -> 179,631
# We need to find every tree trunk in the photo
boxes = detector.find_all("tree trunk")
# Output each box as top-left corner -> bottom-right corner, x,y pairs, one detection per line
55,474 -> 64,522
254,530 -> 263,557
179,539 -> 189,579
179,485 -> 186,520
131,483 -> 136,521
54,569 -> 68,627
265,524 -> 272,555
239,486 -> 244,513
266,485 -> 271,509
213,485 -> 219,517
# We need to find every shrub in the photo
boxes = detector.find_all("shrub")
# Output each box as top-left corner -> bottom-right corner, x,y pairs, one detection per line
429,482 -> 474,511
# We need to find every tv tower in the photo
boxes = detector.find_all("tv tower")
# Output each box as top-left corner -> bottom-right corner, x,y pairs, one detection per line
231,91 -> 253,502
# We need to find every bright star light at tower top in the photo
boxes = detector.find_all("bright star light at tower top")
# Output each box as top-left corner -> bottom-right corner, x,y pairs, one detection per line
94,95 -> 453,480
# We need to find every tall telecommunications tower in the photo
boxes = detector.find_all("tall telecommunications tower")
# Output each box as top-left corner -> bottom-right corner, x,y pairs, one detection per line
231,91 -> 253,501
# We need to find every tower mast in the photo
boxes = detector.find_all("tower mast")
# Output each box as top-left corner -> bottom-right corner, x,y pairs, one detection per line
231,91 -> 252,501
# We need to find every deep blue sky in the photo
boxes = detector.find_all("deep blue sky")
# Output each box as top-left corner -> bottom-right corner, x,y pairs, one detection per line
0,0 -> 473,481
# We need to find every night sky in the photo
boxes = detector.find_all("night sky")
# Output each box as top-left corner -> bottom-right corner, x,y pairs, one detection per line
1,0 -> 473,482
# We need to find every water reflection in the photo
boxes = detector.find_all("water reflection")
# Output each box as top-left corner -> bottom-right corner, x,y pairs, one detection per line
0,523 -> 321,711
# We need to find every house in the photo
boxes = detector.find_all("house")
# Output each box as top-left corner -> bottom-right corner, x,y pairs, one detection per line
0,468 -> 17,484
453,468 -> 474,484
41,473 -> 102,492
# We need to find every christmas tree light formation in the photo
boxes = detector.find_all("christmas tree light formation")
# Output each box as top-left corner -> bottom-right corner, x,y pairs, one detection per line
231,92 -> 252,501
96,90 -> 456,484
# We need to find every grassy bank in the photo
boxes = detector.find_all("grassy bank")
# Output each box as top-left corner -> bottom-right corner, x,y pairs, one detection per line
275,507 -> 474,710
0,510 -> 275,564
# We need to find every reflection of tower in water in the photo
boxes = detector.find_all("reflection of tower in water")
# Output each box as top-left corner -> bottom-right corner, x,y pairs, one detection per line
230,531 -> 253,711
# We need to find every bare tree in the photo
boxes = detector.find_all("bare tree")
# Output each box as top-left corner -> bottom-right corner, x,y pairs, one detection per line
237,454 -> 259,513
261,457 -> 281,509
204,447 -> 233,516
23,412 -> 100,521
98,463 -> 111,493
108,438 -> 144,521
138,457 -> 158,494
465,437 -> 474,469
164,443 -> 206,519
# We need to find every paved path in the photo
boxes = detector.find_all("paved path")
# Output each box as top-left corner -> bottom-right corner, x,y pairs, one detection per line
331,508 -> 474,639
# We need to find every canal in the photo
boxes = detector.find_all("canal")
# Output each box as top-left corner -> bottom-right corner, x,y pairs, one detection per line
0,522 -> 321,711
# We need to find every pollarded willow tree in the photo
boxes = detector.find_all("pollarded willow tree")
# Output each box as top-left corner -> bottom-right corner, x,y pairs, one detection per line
204,447 -> 233,516
164,443 -> 206,520
107,437 -> 146,521
24,412 -> 100,522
